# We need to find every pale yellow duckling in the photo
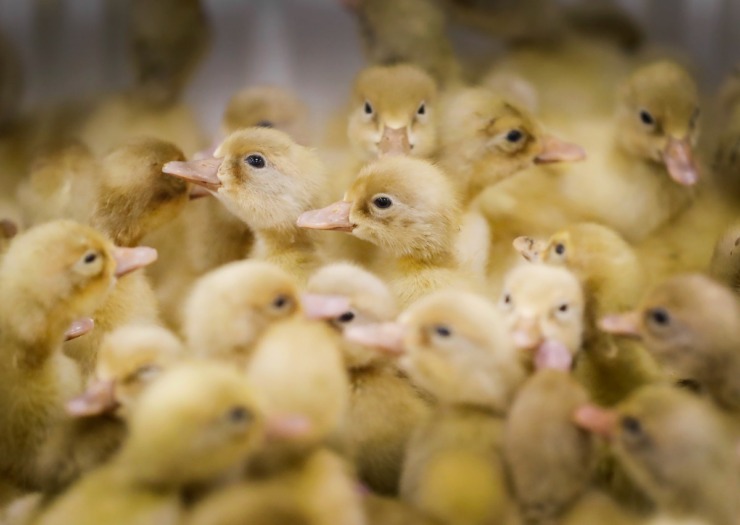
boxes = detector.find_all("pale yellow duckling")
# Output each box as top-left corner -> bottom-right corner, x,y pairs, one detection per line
304,262 -> 432,495
349,291 -> 526,525
299,156 -> 476,308
35,361 -> 266,525
164,128 -> 327,283
513,223 -> 660,405
0,220 -> 155,491
183,261 -> 301,367
574,385 -> 740,525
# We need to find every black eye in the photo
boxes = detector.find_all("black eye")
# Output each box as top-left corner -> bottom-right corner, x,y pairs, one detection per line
648,308 -> 670,326
256,120 -> 274,128
337,311 -> 355,323
417,103 -> 426,116
364,101 -> 373,115
434,325 -> 452,337
558,303 -> 569,313
372,196 -> 393,209
504,293 -> 511,304
621,415 -> 642,435
226,406 -> 253,424
84,252 -> 98,264
639,110 -> 654,126
245,154 -> 265,168
506,130 -> 523,143
676,378 -> 702,394
554,243 -> 565,255
273,295 -> 290,309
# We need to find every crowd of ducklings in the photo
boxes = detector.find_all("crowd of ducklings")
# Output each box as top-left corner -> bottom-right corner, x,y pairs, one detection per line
0,0 -> 739,524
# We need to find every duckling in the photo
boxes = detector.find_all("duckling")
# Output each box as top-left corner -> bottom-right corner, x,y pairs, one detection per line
600,273 -> 740,416
574,385 -> 740,525
35,325 -> 184,493
304,262 -> 432,495
164,128 -> 327,283
35,361 -> 266,525
0,218 -> 17,255
560,491 -> 642,525
709,220 -> 740,294
351,291 -> 525,525
558,61 -> 701,242
299,156 -> 476,308
513,223 -> 660,405
362,493 -> 440,525
0,220 -> 155,491
343,0 -> 461,88
183,261 -> 301,367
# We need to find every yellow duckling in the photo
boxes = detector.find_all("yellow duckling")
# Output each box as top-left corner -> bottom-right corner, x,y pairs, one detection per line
164,128 -> 327,283
303,262 -> 432,495
513,223 -> 659,405
183,261 -> 301,367
709,220 -> 740,294
0,220 -> 155,492
299,156 -> 476,308
36,361 -> 267,525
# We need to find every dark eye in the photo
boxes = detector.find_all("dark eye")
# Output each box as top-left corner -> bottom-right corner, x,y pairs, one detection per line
83,252 -> 98,264
256,120 -> 274,128
273,295 -> 290,309
506,130 -> 523,143
434,325 -> 452,337
554,243 -> 565,255
621,415 -> 642,435
372,196 -> 393,209
226,405 -> 253,424
245,154 -> 265,168
639,110 -> 654,126
558,303 -> 569,313
647,308 -> 670,326
676,378 -> 702,394
417,103 -> 426,116
504,293 -> 511,304
364,101 -> 373,115
337,311 -> 355,323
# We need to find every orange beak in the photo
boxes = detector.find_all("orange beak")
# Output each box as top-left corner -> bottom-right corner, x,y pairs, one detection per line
378,126 -> 411,157
66,379 -> 119,417
599,312 -> 642,338
535,135 -> 587,164
344,322 -> 406,355
112,246 -> 158,278
163,158 -> 222,193
572,404 -> 618,439
662,137 -> 699,186
297,201 -> 354,232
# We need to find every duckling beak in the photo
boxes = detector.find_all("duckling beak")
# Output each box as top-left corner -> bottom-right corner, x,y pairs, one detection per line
162,158 -> 222,192
512,236 -> 546,262
188,184 -> 212,200
572,404 -> 618,439
265,415 -> 313,441
112,246 -> 158,278
297,201 -> 354,232
64,318 -> 95,341
599,312 -> 641,338
511,317 -> 544,351
662,137 -> 699,186
534,340 -> 573,371
534,135 -> 587,164
378,126 -> 411,157
66,380 -> 119,417
344,322 -> 406,354
301,294 -> 353,320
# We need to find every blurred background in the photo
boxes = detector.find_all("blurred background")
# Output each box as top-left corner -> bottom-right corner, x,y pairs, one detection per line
0,0 -> 739,134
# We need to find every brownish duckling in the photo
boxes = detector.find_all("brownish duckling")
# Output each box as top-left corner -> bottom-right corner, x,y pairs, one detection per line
574,385 -> 740,525
304,262 -> 432,495
0,220 -> 155,492
600,273 -> 740,416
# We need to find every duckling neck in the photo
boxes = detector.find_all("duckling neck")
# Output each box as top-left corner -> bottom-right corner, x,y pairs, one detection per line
253,226 -> 314,258
0,297 -> 70,368
396,249 -> 456,273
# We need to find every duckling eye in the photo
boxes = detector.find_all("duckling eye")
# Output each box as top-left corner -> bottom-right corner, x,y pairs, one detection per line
337,311 -> 355,323
272,295 -> 291,310
647,308 -> 670,327
256,120 -> 274,128
557,303 -> 569,313
554,243 -> 566,256
434,325 -> 452,338
364,101 -> 373,115
372,196 -> 393,209
506,130 -> 523,143
639,110 -> 655,126
245,154 -> 266,169
621,415 -> 642,436
226,405 -> 253,425
417,103 -> 426,116
83,252 -> 98,264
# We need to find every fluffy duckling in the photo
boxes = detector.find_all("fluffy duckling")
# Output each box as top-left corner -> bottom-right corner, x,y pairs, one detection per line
164,128 -> 327,283
183,261 -> 301,367
304,262 -> 432,495
352,291 -> 526,525
560,491 -> 642,525
601,273 -> 740,416
0,220 -> 155,491
709,220 -> 740,294
559,61 -> 701,242
513,223 -> 660,405
35,361 -> 266,525
574,385 -> 740,525
299,156 -> 475,308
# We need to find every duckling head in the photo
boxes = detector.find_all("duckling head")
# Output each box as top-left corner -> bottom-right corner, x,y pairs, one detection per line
348,64 -> 438,160
298,156 -> 460,262
67,325 -> 185,419
616,61 -> 701,186
184,260 -> 301,364
439,88 -> 585,191
92,138 -> 188,247
121,361 -> 265,487
304,262 -> 398,369
499,263 -> 585,364
163,127 -> 326,231
0,220 -> 157,349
